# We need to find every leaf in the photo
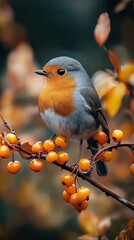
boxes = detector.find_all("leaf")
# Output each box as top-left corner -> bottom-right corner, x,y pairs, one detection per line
91,70 -> 117,99
106,49 -> 121,73
78,211 -> 100,237
94,12 -> 111,46
118,62 -> 134,84
115,219 -> 134,240
104,82 -> 126,117
19,141 -> 33,159
114,0 -> 130,14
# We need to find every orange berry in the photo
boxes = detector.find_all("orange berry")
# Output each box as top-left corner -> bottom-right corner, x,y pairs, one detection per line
0,145 -> 11,158
32,141 -> 43,153
30,159 -> 44,172
130,163 -> 134,176
0,134 -> 3,144
5,133 -> 18,144
56,151 -> 69,165
77,186 -> 91,202
7,161 -> 22,174
78,158 -> 90,171
43,139 -> 56,152
70,193 -> 80,206
46,151 -> 58,163
62,190 -> 70,203
75,200 -> 88,212
64,184 -> 77,195
103,151 -> 112,162
60,173 -> 74,187
112,129 -> 124,142
93,131 -> 108,145
55,136 -> 69,149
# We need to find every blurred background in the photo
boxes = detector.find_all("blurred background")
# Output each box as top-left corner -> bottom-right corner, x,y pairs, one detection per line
0,0 -> 134,239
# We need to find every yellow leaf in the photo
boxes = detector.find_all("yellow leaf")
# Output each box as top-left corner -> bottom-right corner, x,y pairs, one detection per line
118,62 -> 134,84
104,82 -> 126,117
92,70 -> 117,98
78,211 -> 100,237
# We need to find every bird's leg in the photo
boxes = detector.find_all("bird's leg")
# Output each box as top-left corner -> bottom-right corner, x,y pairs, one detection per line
50,134 -> 56,140
87,138 -> 108,176
78,139 -> 83,160
72,139 -> 83,173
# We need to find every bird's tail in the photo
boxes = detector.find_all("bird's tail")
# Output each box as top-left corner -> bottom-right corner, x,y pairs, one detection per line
87,138 -> 108,176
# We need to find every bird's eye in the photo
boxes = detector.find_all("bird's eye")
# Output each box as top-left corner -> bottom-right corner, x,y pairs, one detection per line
57,69 -> 66,75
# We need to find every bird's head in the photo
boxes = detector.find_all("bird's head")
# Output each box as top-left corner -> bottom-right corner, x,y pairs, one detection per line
35,56 -> 90,88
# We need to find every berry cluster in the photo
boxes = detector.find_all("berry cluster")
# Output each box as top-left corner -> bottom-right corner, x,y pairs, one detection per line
0,117 -> 134,212
30,136 -> 69,172
61,173 -> 90,212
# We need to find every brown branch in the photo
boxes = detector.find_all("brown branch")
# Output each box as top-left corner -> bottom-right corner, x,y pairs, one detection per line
51,162 -> 134,211
93,142 -> 134,162
15,146 -> 134,211
1,132 -> 134,211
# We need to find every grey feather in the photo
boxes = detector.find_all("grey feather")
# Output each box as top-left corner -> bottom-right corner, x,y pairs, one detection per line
81,87 -> 110,142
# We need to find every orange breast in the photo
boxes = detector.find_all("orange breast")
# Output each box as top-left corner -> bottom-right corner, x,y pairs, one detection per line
38,74 -> 77,117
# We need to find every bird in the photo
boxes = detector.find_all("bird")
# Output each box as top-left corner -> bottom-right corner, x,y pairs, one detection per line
35,56 -> 110,176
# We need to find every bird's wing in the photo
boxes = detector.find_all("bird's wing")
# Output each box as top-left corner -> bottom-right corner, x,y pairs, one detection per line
81,86 -> 110,142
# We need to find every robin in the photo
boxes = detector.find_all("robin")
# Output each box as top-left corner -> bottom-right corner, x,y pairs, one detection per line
35,56 -> 110,176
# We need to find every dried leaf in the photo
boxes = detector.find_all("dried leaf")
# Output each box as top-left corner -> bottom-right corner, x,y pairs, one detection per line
94,12 -> 111,46
104,82 -> 126,117
114,0 -> 130,14
19,141 -> 33,159
127,219 -> 134,240
115,219 -> 134,240
106,49 -> 121,73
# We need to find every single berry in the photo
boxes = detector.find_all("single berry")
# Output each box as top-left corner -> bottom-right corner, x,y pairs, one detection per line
77,186 -> 91,202
130,163 -> 134,176
60,173 -> 74,187
103,151 -> 112,162
5,133 -> 18,144
78,158 -> 90,171
46,151 -> 58,163
112,129 -> 124,142
32,141 -> 44,154
75,200 -> 88,212
55,136 -> 69,149
0,134 -> 3,144
43,139 -> 56,152
30,159 -> 44,172
7,161 -> 22,174
69,193 -> 80,206
62,190 -> 70,203
93,131 -> 108,145
0,145 -> 11,158
56,151 -> 69,165
64,184 -> 77,195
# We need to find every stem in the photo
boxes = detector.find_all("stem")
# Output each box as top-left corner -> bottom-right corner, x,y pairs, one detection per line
0,113 -> 15,133
2,133 -> 134,211
52,162 -> 134,211
93,143 -> 134,162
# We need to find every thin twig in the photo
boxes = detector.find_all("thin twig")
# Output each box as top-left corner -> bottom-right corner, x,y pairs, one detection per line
3,138 -> 134,211
93,142 -> 134,162
0,113 -> 15,134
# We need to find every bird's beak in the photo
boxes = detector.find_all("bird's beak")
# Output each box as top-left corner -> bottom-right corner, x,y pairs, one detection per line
35,70 -> 51,76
